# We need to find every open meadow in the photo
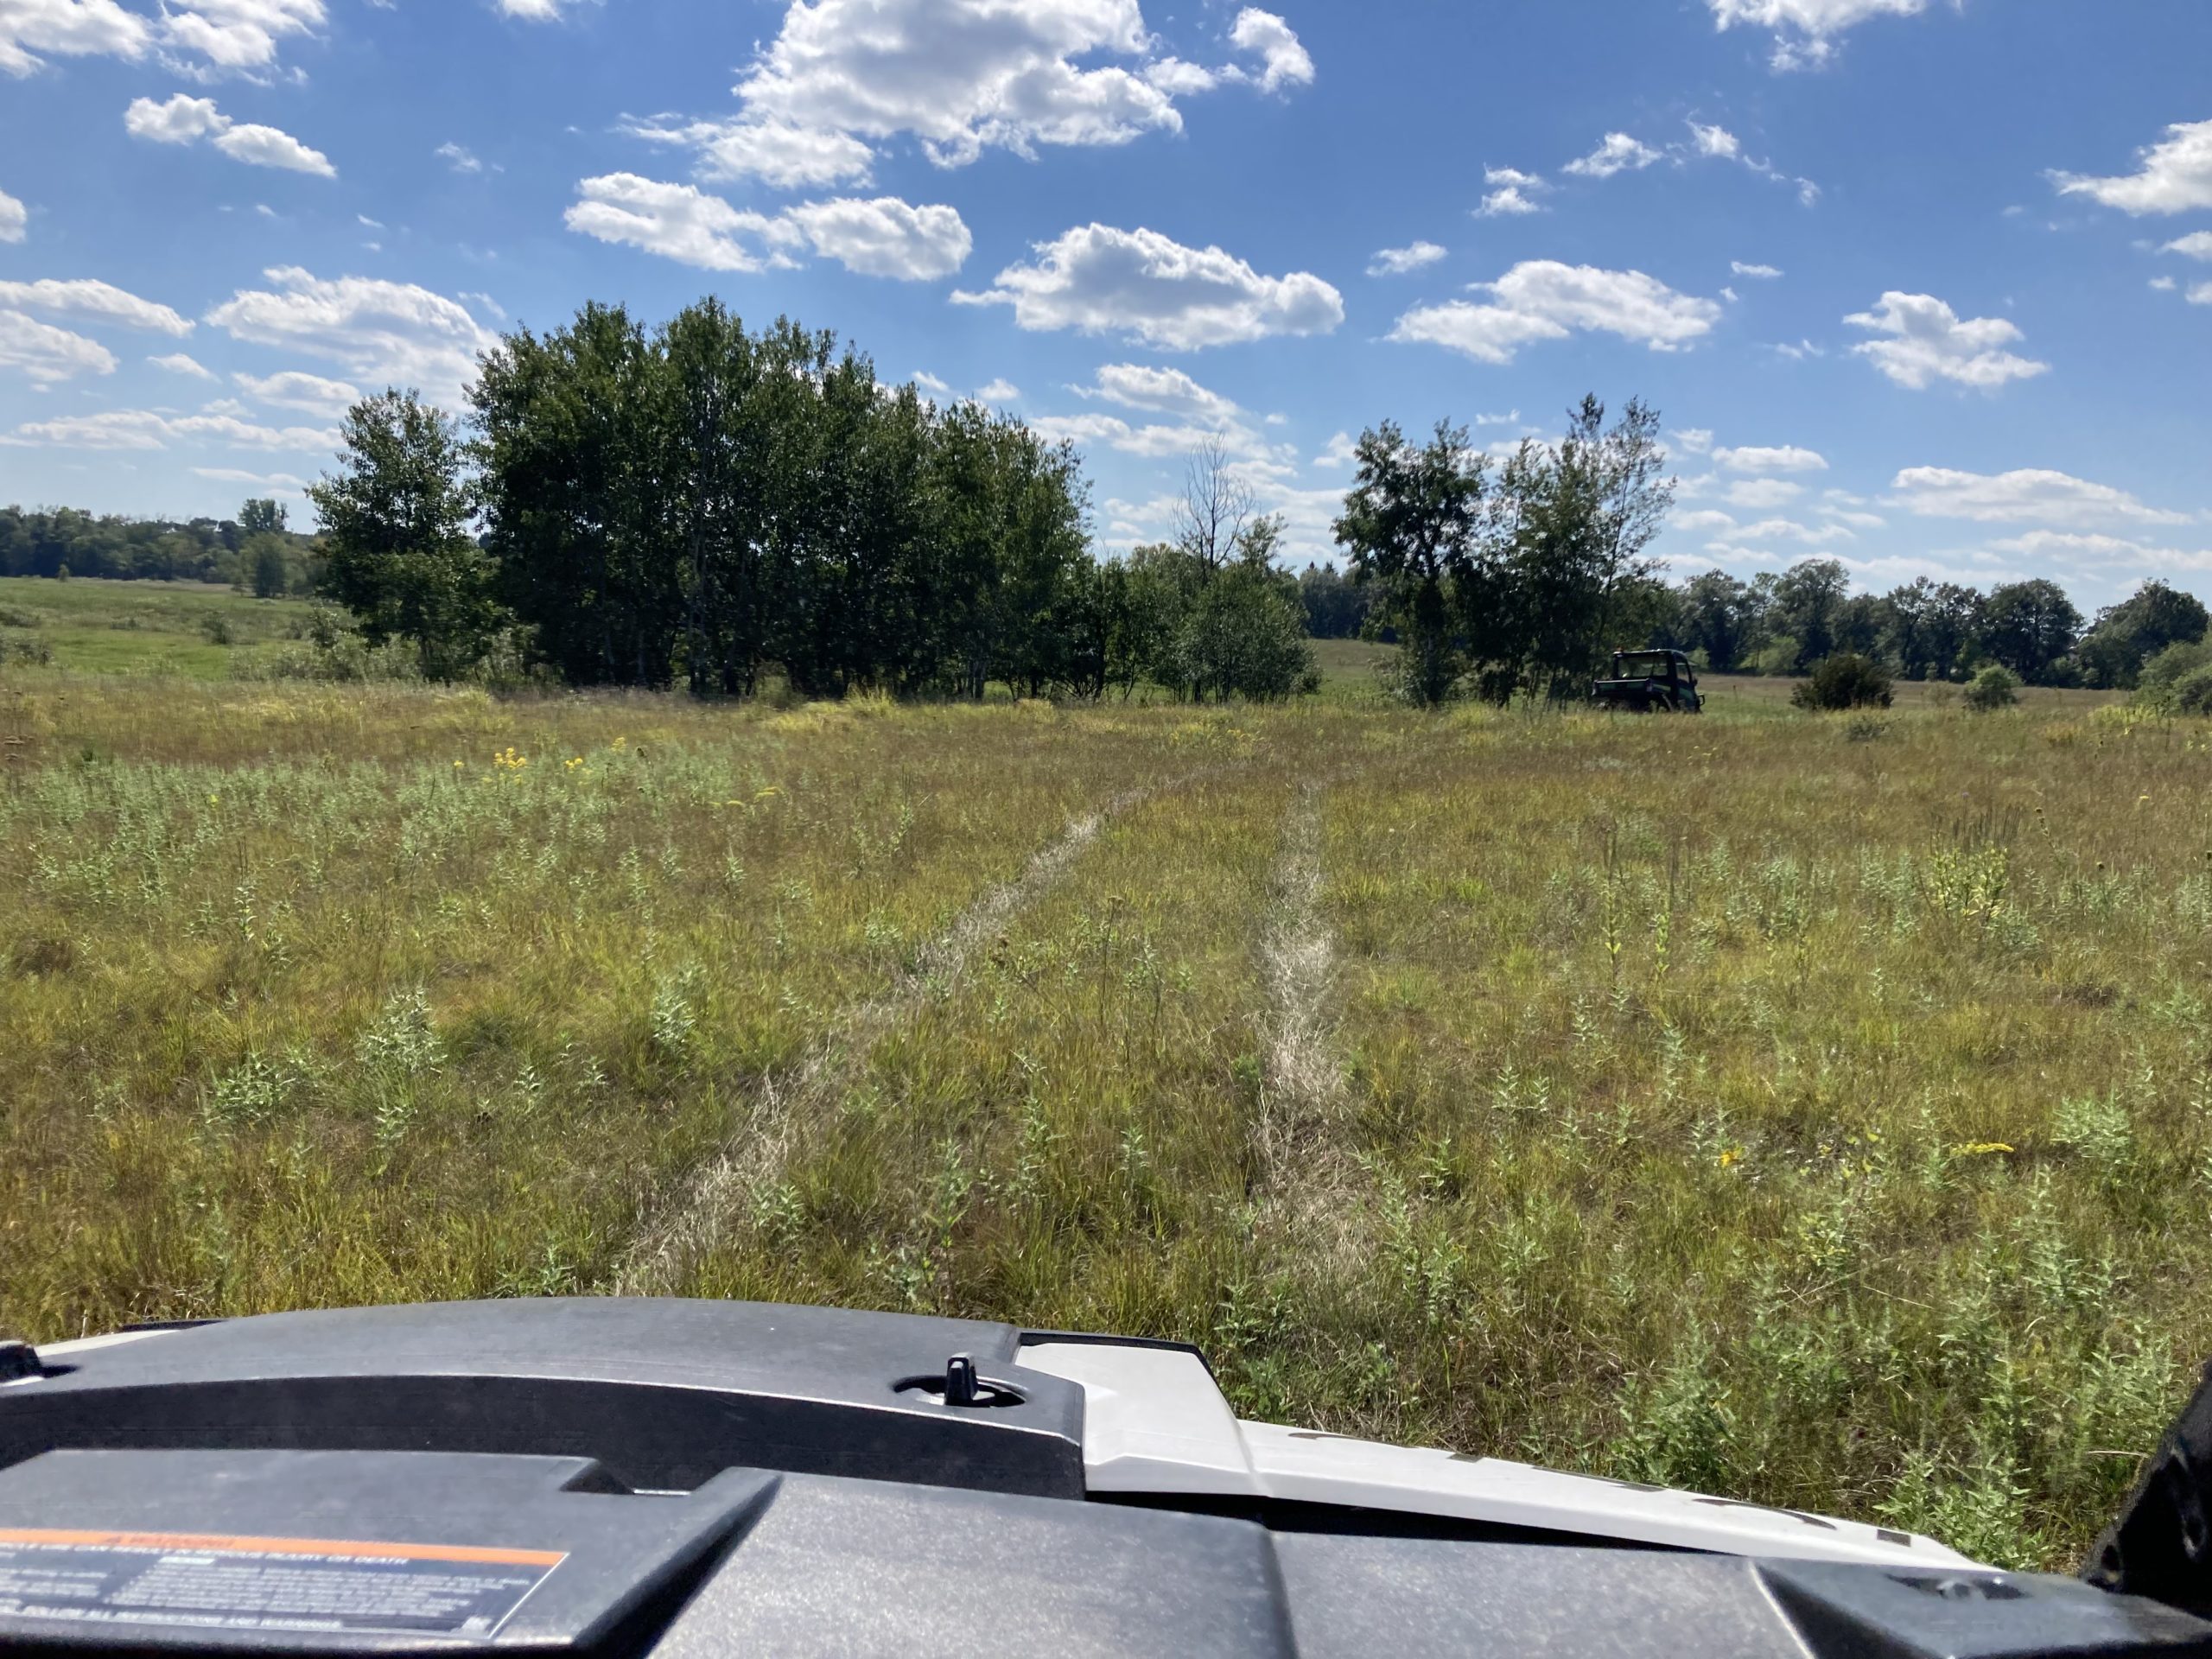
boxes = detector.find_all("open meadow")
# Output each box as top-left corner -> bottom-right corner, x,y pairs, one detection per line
0,581 -> 2202,1573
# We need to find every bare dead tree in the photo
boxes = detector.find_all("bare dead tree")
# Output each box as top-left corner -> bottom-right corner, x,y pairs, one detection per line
1173,435 -> 1255,574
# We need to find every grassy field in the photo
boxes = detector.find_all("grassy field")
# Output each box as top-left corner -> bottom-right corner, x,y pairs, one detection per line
0,580 -> 2198,1573
0,575 -> 321,679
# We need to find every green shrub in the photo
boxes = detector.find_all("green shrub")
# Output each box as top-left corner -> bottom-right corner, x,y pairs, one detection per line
0,605 -> 41,629
2137,641 -> 2212,709
1792,653 -> 1894,712
2173,664 -> 2212,717
1751,635 -> 1803,678
232,635 -> 424,683
1963,666 -> 2020,712
199,613 -> 236,646
0,630 -> 53,667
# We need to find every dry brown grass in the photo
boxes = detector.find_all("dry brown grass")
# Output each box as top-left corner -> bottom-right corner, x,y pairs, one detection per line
1,650 -> 2200,1571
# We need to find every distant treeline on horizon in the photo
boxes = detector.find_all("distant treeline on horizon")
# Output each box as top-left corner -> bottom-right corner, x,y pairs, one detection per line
9,499 -> 2190,694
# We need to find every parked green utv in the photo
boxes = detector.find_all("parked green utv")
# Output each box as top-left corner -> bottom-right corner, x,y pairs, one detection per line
1592,648 -> 1703,713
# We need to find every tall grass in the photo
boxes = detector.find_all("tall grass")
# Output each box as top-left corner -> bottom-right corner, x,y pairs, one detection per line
0,648 -> 2198,1572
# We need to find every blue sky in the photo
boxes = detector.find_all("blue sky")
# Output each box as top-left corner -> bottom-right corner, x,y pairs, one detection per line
1,0 -> 2208,605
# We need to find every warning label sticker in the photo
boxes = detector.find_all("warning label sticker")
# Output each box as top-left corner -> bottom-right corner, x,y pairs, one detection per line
0,1529 -> 564,1639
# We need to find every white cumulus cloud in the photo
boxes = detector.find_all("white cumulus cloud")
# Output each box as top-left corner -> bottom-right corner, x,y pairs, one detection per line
954,223 -> 1344,351
1689,123 -> 1742,161
204,266 -> 499,408
125,93 -> 334,176
0,406 -> 335,450
194,466 -> 308,491
158,0 -> 323,73
1367,241 -> 1446,277
2052,120 -> 2212,216
1226,8 -> 1313,93
1707,0 -> 1929,69
236,367 -> 359,418
0,0 -> 149,74
1888,467 -> 2190,528
1723,479 -> 1803,510
0,185 -> 22,242
566,175 -> 797,272
2,0 -> 321,75
625,117 -> 876,192
1475,166 -> 1547,218
1476,185 -> 1542,218
565,175 -> 971,281
0,277 -> 191,334
1845,292 -> 2048,390
0,309 -> 115,382
637,0 -> 1313,191
1563,132 -> 1662,180
1033,410 -> 1243,460
149,351 -> 216,378
1074,362 -> 1243,425
1981,531 -> 2212,576
1389,262 -> 1721,365
1312,430 -> 1357,469
779,196 -> 972,280
1041,360 -> 1282,471
1731,260 -> 1783,278
1714,444 -> 1827,474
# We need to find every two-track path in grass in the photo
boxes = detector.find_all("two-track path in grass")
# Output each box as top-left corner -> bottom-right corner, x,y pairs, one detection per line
614,780 -> 1173,1296
1255,779 -> 1352,1190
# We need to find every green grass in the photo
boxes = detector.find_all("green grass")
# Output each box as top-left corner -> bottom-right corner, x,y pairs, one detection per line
0,576 -> 320,679
1309,637 -> 1394,702
0,620 -> 2196,1573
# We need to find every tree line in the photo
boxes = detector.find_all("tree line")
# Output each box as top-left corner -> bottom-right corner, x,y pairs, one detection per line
0,502 -> 319,594
9,295 -> 2198,704
1657,561 -> 2208,691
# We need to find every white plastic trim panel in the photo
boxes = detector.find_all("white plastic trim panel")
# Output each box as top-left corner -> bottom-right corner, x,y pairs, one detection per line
1236,1421 -> 1980,1567
1016,1342 -> 1262,1496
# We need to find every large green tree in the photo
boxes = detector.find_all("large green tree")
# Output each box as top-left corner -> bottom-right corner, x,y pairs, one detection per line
1766,558 -> 1851,673
1333,420 -> 1487,707
474,302 -> 675,687
1675,570 -> 1759,671
1480,397 -> 1675,702
308,391 -> 499,680
2076,580 -> 2209,689
1881,577 -> 1984,681
1979,579 -> 2083,684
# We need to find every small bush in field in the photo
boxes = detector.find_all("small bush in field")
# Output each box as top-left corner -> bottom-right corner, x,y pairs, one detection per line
1963,666 -> 2020,712
1792,653 -> 1894,711
2135,640 -> 2212,709
2172,664 -> 2212,716
0,631 -> 52,666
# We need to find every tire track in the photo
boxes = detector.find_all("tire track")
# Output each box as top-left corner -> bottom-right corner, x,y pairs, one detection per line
613,783 -> 1158,1296
1255,780 -> 1351,1192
